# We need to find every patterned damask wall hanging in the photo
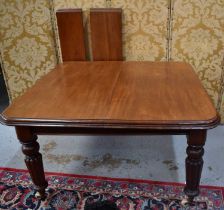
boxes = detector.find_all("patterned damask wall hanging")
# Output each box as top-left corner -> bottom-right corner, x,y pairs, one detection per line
0,0 -> 57,100
170,0 -> 224,110
0,0 -> 224,122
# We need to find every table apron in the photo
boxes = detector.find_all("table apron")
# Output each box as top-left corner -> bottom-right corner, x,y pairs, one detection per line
26,126 -> 198,136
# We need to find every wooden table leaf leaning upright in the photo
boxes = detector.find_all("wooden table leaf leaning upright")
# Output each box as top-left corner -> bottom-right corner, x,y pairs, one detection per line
0,61 -> 220,202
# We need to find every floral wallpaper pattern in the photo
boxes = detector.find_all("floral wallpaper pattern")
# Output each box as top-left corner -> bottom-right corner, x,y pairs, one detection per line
9,37 -> 48,70
0,0 -> 57,100
110,0 -> 169,61
219,64 -> 224,121
0,0 -> 224,122
126,34 -> 160,61
170,0 -> 224,108
53,0 -> 106,10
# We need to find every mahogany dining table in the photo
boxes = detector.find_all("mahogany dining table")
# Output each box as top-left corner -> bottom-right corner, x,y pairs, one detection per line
0,61 -> 220,202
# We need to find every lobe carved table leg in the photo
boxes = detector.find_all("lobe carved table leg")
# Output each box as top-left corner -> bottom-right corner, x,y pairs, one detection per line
184,130 -> 207,203
16,126 -> 48,200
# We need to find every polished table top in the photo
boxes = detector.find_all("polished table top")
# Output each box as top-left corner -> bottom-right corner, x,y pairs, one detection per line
0,61 -> 219,129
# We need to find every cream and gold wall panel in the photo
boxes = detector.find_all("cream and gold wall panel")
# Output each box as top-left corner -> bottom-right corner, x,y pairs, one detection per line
110,0 -> 169,61
218,61 -> 224,122
53,0 -> 107,10
0,0 -> 57,100
170,0 -> 224,108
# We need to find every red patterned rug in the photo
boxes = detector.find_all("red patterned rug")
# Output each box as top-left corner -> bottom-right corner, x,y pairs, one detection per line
0,167 -> 223,209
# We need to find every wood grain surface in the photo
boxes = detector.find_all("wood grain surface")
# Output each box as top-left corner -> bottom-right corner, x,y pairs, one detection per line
0,62 -> 219,129
90,8 -> 123,61
56,9 -> 86,61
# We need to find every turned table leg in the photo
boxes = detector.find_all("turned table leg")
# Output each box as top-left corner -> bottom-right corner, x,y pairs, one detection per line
16,126 -> 48,199
184,130 -> 207,203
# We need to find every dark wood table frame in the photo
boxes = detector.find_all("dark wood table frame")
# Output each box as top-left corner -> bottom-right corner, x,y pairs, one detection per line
0,61 -> 220,203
